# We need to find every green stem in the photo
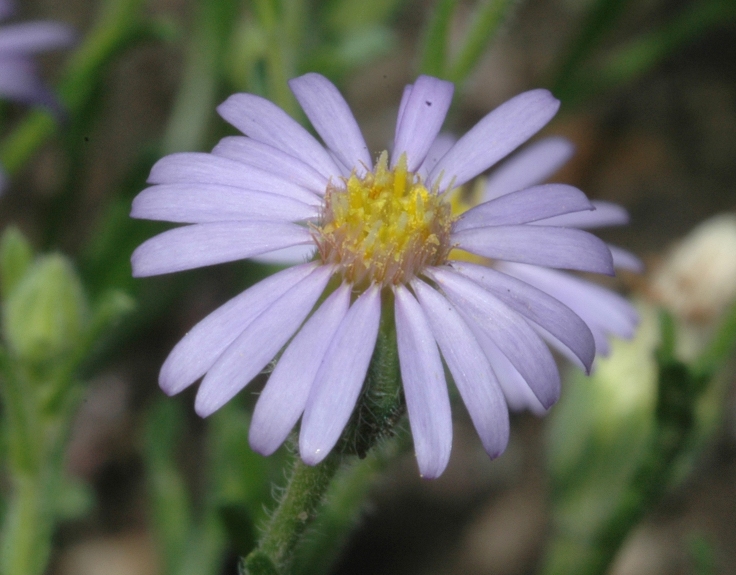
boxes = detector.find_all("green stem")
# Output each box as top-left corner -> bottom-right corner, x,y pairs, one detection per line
447,0 -> 516,86
418,0 -> 458,78
294,429 -> 410,575
243,454 -> 341,575
551,0 -> 633,103
693,298 -> 736,378
0,475 -> 53,575
162,0 -> 238,154
253,0 -> 300,116
244,298 -> 406,575
0,358 -> 66,575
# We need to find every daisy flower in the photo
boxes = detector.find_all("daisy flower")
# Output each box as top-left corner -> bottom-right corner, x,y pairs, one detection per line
132,73 -> 619,478
0,0 -> 74,107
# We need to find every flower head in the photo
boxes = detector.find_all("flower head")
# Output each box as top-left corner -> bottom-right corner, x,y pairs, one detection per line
132,73 -> 624,478
0,0 -> 74,107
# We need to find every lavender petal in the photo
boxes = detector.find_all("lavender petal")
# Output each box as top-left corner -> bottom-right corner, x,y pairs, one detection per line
472,326 -> 547,414
159,263 -> 318,395
533,200 -> 630,228
453,225 -> 615,275
0,22 -> 74,53
454,184 -> 594,232
609,245 -> 644,272
428,90 -> 560,191
300,285 -> 381,465
396,84 -> 413,130
499,262 -> 639,340
412,280 -> 509,458
394,285 -> 452,478
428,267 -> 560,408
418,133 -> 455,180
147,153 -> 321,206
131,221 -> 313,277
289,73 -> 372,175
194,265 -> 333,417
484,136 -> 575,200
216,93 -> 342,179
249,283 -> 351,455
212,136 -> 329,194
451,261 -> 595,371
249,245 -> 316,265
131,184 -> 317,223
391,76 -> 454,172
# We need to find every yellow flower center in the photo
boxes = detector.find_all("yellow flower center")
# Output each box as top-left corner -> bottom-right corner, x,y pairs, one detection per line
315,151 -> 453,287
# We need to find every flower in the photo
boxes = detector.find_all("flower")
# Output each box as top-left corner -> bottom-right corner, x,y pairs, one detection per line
132,73 -> 620,478
0,0 -> 74,107
456,135 -> 641,413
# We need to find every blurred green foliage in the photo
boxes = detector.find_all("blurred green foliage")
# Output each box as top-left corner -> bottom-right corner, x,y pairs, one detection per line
0,0 -> 734,574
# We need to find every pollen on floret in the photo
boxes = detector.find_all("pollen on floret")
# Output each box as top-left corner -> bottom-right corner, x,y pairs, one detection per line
315,151 -> 453,288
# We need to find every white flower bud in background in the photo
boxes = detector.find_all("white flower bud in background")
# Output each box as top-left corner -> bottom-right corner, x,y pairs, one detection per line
648,213 -> 736,360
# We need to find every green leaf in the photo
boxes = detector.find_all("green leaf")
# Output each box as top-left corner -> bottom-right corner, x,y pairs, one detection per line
599,0 -> 736,90
447,0 -> 516,85
324,0 -> 404,33
419,0 -> 458,77
143,400 -> 194,575
0,227 -> 34,301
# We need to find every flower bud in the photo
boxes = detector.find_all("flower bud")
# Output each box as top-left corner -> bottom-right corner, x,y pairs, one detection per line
3,254 -> 88,364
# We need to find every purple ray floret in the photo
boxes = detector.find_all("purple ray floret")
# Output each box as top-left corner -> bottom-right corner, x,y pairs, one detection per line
0,1 -> 73,107
131,72 -> 636,478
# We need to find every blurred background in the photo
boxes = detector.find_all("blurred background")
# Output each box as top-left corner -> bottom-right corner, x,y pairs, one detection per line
1,0 -> 735,574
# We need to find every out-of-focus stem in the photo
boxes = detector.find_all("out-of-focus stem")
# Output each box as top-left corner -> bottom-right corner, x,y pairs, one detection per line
162,0 -> 238,154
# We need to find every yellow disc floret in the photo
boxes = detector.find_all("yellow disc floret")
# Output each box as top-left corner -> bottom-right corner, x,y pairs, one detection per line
315,151 -> 453,287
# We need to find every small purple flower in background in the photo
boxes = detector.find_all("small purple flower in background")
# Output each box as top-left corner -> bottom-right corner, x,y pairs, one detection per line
131,73 -> 629,478
0,0 -> 73,193
0,0 -> 74,108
